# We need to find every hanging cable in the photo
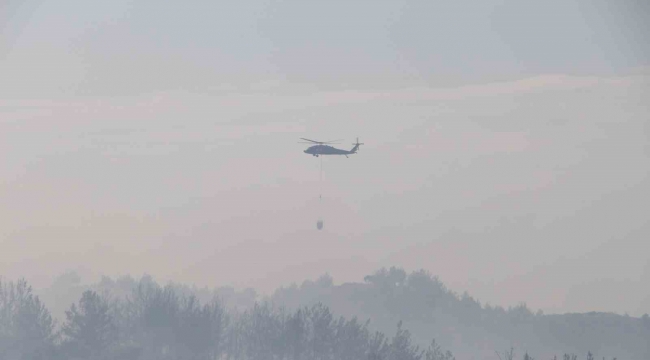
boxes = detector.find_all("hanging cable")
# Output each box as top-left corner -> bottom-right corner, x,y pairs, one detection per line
317,155 -> 324,230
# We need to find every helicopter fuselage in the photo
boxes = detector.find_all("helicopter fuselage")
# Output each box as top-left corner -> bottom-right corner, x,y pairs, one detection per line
304,145 -> 356,157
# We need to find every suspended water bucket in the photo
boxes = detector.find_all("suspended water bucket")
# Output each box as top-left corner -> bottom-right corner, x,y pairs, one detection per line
316,219 -> 323,230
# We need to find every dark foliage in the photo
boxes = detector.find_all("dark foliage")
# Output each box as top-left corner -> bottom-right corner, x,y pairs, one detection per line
273,267 -> 647,359
0,270 -> 636,359
1,276 -> 455,360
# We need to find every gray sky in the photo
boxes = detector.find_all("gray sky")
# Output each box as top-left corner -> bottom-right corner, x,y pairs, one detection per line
1,0 -> 649,316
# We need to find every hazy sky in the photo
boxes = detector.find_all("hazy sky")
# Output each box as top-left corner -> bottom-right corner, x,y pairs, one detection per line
1,0 -> 649,316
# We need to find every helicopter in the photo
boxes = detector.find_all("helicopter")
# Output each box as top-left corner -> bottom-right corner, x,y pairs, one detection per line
299,138 -> 364,158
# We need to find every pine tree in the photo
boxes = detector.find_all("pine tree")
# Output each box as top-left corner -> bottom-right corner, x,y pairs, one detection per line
0,278 -> 56,360
61,290 -> 118,360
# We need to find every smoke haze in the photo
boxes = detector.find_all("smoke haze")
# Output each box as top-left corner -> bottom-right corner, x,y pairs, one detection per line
1,0 -> 649,321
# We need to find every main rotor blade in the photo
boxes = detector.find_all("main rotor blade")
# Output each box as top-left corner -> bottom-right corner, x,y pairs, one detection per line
299,138 -> 342,144
300,138 -> 323,144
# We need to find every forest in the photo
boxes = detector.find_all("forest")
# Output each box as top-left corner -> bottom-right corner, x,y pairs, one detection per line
2,267 -> 647,359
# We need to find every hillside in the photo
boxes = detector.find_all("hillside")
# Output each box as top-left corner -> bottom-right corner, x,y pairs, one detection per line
31,267 -> 650,359
270,267 -> 650,360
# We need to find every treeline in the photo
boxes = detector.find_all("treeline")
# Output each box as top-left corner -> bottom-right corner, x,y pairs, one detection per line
272,267 -> 648,359
1,276 -> 455,360
2,270 -> 637,360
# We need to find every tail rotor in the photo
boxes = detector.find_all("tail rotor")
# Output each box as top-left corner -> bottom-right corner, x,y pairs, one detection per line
351,137 -> 364,153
